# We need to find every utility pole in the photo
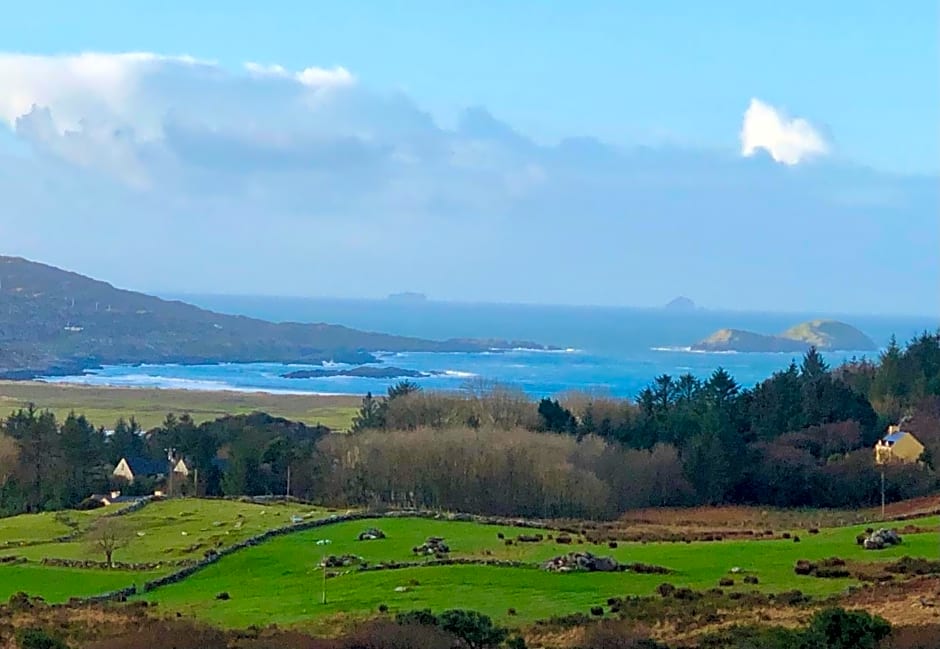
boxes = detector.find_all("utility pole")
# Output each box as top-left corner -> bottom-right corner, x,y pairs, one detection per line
193,467 -> 199,498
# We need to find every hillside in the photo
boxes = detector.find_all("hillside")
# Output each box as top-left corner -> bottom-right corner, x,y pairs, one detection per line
692,319 -> 877,353
0,257 -> 549,378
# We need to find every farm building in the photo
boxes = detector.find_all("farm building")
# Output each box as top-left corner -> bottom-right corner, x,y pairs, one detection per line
113,455 -> 190,483
874,426 -> 925,464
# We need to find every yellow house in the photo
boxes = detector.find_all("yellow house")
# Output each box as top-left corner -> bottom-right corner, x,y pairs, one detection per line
874,426 -> 925,464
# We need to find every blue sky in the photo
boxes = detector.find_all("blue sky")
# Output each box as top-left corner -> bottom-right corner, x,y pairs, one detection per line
2,0 -> 936,174
0,2 -> 936,315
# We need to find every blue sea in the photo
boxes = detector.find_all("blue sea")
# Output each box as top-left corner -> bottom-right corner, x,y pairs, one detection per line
44,297 -> 938,398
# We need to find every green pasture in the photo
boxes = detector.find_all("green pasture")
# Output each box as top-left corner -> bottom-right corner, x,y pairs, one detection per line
15,499 -> 335,564
0,381 -> 360,431
141,515 -> 940,627
0,563 -> 160,602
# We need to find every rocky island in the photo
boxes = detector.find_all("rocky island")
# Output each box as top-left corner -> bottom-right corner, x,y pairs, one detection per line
692,319 -> 877,353
282,366 -> 438,380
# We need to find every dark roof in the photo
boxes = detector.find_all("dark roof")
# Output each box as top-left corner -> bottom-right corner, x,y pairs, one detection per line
883,432 -> 909,445
121,456 -> 169,477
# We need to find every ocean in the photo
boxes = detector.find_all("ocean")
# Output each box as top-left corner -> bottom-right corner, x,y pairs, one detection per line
45,296 -> 938,399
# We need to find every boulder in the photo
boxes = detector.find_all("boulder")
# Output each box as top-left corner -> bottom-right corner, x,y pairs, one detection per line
862,529 -> 902,551
542,552 -> 619,573
413,537 -> 450,556
358,528 -> 387,541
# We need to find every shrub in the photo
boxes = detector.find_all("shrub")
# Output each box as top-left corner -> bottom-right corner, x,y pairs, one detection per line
15,629 -> 69,649
656,583 -> 676,598
803,607 -> 891,649
608,541 -> 619,549
820,557 -> 846,567
815,567 -> 850,579
718,578 -> 734,587
497,532 -> 505,539
591,606 -> 605,616
672,588 -> 698,601
378,604 -> 389,613
782,532 -> 791,539
808,527 -> 820,535
793,536 -> 801,543
794,560 -> 816,575
776,590 -> 809,606
505,539 -> 513,546
395,609 -> 439,627
743,575 -> 759,585
438,610 -> 508,649
215,592 -> 230,600
556,535 -> 572,544
507,608 -> 517,616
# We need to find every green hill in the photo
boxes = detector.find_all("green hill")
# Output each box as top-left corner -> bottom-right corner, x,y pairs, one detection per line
0,256 -> 550,378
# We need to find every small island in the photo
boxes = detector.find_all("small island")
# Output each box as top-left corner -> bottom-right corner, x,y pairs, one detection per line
664,296 -> 697,311
282,366 -> 439,380
691,319 -> 877,353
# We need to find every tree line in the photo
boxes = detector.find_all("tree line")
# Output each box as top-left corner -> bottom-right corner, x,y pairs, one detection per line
1,332 -> 938,518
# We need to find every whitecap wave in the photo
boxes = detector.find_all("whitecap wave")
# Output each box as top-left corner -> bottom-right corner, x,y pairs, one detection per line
442,370 -> 477,378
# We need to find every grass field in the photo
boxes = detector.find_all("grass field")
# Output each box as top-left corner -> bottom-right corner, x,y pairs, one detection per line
0,564 -> 161,602
2,499 -> 937,628
140,515 -> 940,627
13,499 -> 335,564
0,381 -> 360,430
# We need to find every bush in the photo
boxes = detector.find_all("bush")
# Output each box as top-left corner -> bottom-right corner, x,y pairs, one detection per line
656,583 -> 676,598
507,608 -> 517,616
15,629 -> 69,649
378,604 -> 389,613
794,560 -> 816,575
803,607 -> 891,649
718,577 -> 734,587
743,575 -> 759,585
556,535 -> 572,544
608,541 -> 618,548
215,592 -> 230,600
438,610 -> 507,649
395,609 -> 439,627
776,590 -> 809,606
590,606 -> 604,616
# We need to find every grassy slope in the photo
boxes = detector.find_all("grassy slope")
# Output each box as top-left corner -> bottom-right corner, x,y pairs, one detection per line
15,500 -> 335,564
0,381 -> 359,430
0,564 -> 161,602
142,516 -> 940,626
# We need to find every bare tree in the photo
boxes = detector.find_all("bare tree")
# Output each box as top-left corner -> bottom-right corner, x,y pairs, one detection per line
87,518 -> 129,568
0,434 -> 18,487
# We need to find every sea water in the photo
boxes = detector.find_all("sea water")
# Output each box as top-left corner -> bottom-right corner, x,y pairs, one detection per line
44,296 -> 938,398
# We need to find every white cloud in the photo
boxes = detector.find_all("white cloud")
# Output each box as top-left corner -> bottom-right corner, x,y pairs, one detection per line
0,52 -> 933,314
740,98 -> 829,165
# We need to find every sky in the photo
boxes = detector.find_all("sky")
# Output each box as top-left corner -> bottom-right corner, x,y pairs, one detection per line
0,1 -> 937,315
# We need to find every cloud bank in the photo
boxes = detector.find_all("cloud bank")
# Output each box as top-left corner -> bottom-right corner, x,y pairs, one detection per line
740,98 -> 829,165
0,52 -> 935,315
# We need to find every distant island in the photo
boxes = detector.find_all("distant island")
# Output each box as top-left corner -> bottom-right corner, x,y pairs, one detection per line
664,296 -> 697,311
0,256 -> 552,379
282,366 -> 437,380
387,292 -> 428,303
691,319 -> 877,353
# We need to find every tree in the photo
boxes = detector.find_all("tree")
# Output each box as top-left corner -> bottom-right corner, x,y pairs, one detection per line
87,519 -> 129,568
537,398 -> 576,433
352,392 -> 384,432
387,380 -> 421,401
0,433 -> 18,487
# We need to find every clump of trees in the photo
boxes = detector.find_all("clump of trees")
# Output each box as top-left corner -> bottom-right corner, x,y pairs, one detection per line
315,427 -> 692,518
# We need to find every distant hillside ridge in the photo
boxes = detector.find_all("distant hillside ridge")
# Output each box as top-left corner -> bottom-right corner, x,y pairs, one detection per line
692,319 -> 877,353
0,256 -> 551,378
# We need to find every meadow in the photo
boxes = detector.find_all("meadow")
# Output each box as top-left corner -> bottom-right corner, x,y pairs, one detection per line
140,515 -> 940,626
1,498 -> 937,630
0,381 -> 359,430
